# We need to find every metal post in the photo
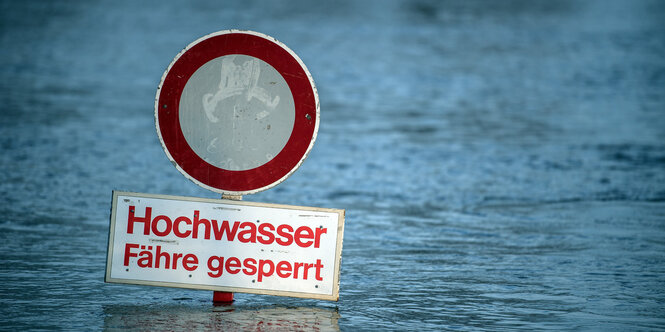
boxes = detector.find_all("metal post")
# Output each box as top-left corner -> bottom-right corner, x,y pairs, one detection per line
213,291 -> 234,303
212,193 -> 242,304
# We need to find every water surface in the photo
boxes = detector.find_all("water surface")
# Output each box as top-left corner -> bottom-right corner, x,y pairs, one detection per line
1,0 -> 664,330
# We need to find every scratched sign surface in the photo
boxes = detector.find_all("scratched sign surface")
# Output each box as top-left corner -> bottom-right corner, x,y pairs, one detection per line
179,54 -> 296,171
106,191 -> 344,301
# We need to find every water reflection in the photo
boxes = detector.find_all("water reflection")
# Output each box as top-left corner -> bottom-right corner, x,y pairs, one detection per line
103,303 -> 340,331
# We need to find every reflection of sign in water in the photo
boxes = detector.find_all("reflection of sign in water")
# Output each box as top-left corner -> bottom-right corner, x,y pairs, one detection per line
104,304 -> 341,331
202,56 -> 280,123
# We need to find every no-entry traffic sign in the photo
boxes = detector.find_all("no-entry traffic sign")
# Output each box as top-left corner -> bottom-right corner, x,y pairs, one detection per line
155,30 -> 319,195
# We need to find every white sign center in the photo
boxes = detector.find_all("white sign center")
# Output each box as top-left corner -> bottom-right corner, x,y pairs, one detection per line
179,54 -> 296,171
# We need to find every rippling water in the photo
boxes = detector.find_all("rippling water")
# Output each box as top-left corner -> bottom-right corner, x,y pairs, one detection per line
1,0 -> 664,330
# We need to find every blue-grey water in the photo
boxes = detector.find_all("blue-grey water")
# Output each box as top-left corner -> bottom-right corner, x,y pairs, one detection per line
1,0 -> 664,330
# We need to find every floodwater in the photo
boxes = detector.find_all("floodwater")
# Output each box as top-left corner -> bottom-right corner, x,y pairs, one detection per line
1,0 -> 664,330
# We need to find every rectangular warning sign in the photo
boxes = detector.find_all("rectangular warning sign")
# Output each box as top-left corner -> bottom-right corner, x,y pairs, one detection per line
105,191 -> 345,301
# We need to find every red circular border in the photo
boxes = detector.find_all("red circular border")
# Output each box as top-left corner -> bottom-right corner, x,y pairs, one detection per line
156,32 -> 317,193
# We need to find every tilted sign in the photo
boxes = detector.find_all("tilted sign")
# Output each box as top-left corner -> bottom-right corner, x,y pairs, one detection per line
106,191 -> 344,301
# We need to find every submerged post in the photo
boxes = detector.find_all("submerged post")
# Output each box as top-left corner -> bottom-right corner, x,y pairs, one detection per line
213,291 -> 234,303
212,193 -> 243,304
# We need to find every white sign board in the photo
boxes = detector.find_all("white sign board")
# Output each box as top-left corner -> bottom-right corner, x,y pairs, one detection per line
105,191 -> 344,301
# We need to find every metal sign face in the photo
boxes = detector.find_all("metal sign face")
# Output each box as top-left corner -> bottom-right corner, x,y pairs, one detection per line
106,191 -> 344,301
155,30 -> 319,195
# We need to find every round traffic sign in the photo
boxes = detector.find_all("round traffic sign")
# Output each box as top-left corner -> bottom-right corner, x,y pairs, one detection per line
155,30 -> 319,195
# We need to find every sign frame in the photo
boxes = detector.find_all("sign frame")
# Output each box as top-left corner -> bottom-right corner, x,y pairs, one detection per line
105,191 -> 344,301
154,30 -> 320,195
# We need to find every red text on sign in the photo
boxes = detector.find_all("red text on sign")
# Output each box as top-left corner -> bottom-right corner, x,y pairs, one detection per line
124,243 -> 198,271
206,256 -> 324,282
127,206 -> 327,248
